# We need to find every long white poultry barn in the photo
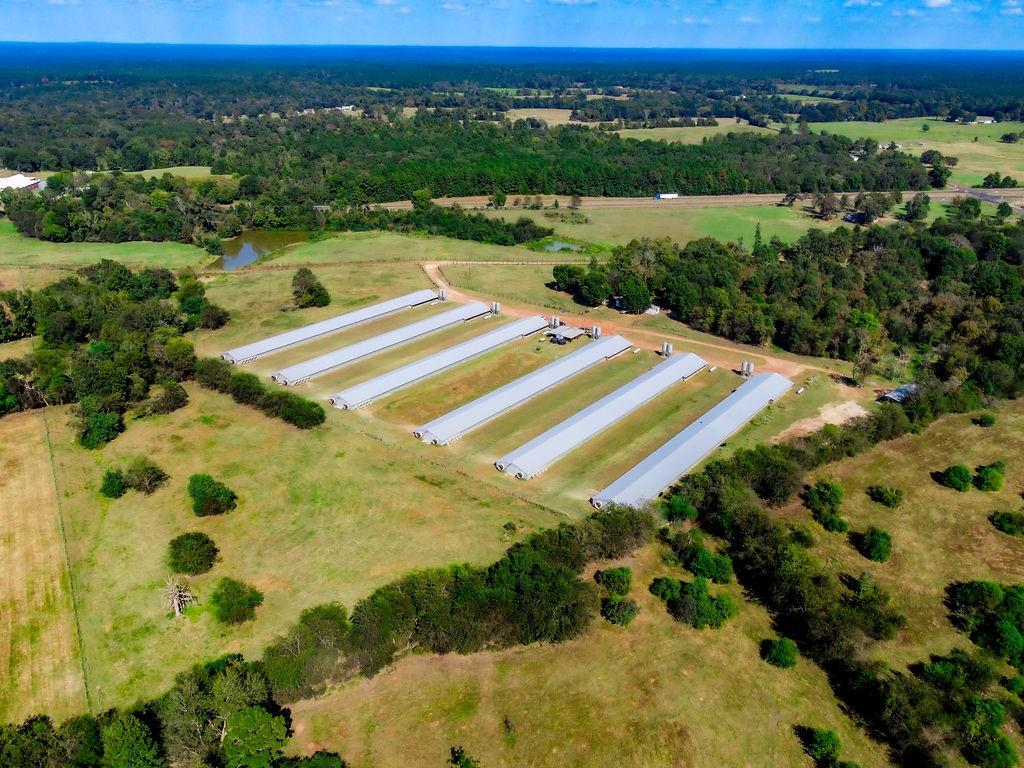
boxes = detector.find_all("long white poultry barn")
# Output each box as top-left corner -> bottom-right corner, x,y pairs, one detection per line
495,352 -> 707,479
328,315 -> 548,409
271,301 -> 490,386
414,334 -> 632,446
220,289 -> 437,365
590,372 -> 793,509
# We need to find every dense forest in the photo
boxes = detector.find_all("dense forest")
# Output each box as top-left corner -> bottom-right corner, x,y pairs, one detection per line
3,45 -> 1024,174
554,206 -> 1024,398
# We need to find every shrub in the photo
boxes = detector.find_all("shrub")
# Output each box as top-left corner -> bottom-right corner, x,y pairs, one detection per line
100,468 -> 127,499
665,577 -> 737,630
1004,676 -> 1024,697
663,494 -> 697,522
939,464 -> 973,492
210,577 -> 264,624
600,597 -> 639,626
649,576 -> 682,603
761,637 -> 798,668
866,485 -> 903,508
167,532 -> 219,575
195,356 -> 233,392
262,603 -> 350,702
815,510 -> 849,533
804,728 -> 841,764
789,524 -> 815,547
974,461 -> 1006,492
594,567 -> 632,597
990,511 -> 1024,537
187,473 -> 238,517
292,267 -> 331,308
228,371 -> 265,406
853,527 -> 893,563
137,379 -> 189,417
261,389 -> 326,429
975,413 -> 997,428
76,396 -> 124,449
669,531 -> 733,584
200,303 -> 230,329
803,479 -> 844,515
123,457 -> 168,495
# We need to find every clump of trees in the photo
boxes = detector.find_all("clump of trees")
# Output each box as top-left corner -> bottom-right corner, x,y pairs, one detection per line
851,526 -> 893,563
195,357 -> 325,429
866,484 -> 903,508
134,379 -> 189,418
668,530 -> 734,584
167,532 -> 219,575
210,577 -> 265,624
594,567 -> 638,627
0,261 -> 215,447
804,479 -> 848,532
188,473 -> 238,517
100,457 -> 169,497
650,576 -> 737,629
552,213 -> 1024,397
292,267 -> 331,309
761,637 -> 798,669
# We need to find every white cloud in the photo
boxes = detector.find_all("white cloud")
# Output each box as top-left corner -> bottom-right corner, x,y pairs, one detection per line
681,15 -> 710,23
1001,5 -> 1024,12
906,7 -> 924,14
923,0 -> 950,6
738,15 -> 761,23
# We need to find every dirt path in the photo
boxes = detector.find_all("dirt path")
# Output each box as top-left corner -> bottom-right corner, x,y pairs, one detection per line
421,261 -> 846,381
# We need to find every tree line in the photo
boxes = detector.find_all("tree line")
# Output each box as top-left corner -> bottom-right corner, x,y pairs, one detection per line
552,210 -> 1024,398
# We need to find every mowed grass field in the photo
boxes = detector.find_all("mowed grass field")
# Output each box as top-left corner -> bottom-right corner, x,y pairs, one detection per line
0,220 -> 206,270
267,230 -> 573,266
287,544 -> 892,768
505,108 -> 577,126
775,401 -> 1024,673
617,120 -> 778,144
808,118 -> 1024,187
483,203 -> 839,248
0,412 -> 87,723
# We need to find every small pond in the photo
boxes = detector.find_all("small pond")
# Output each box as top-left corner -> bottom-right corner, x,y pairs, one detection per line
217,230 -> 309,269
541,240 -> 581,253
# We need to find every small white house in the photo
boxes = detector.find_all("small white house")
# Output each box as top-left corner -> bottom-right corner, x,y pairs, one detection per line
0,173 -> 45,192
655,192 -> 679,200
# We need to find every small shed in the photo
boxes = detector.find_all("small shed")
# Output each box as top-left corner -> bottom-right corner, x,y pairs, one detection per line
553,326 -> 586,344
878,384 -> 919,404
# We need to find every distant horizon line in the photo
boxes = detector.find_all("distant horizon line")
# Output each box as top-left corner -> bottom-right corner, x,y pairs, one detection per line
1,41 -> 1024,53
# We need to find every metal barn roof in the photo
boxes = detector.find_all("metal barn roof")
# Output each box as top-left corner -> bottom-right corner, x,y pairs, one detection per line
553,326 -> 585,340
328,315 -> 548,409
271,301 -> 490,386
221,289 -> 437,364
414,334 -> 633,446
590,372 -> 793,509
496,352 -> 707,480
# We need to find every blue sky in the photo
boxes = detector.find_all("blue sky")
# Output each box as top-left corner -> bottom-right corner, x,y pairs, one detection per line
3,0 -> 1024,48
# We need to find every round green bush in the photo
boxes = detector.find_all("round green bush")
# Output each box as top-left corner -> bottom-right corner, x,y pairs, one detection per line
100,468 -> 127,499
761,637 -> 798,668
866,485 -> 903,508
600,597 -> 639,627
853,526 -> 892,563
974,462 -> 1006,493
976,413 -> 997,428
188,473 -> 238,517
210,577 -> 264,624
594,567 -> 632,598
938,464 -> 972,492
167,532 -> 219,575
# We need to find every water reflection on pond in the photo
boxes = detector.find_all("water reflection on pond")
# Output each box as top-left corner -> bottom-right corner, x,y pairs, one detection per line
217,231 -> 309,269
541,240 -> 581,253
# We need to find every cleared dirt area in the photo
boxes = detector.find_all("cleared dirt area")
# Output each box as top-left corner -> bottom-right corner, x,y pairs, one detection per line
772,399 -> 869,442
0,412 -> 87,724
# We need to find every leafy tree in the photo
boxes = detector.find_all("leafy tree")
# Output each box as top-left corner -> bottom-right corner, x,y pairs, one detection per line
210,578 -> 264,624
600,597 -> 639,626
188,473 -> 238,516
292,268 -> 331,309
222,707 -> 286,768
663,494 -> 698,522
551,264 -> 585,293
975,413 -> 997,428
594,567 -> 632,598
803,728 -> 841,764
618,273 -> 652,314
100,468 -> 127,499
852,527 -> 893,563
761,637 -> 798,668
76,396 -> 124,449
656,576 -> 737,629
167,532 -> 219,575
938,464 -> 973,492
904,192 -> 930,222
100,713 -> 164,768
448,746 -> 481,768
123,457 -> 169,495
227,372 -> 264,406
